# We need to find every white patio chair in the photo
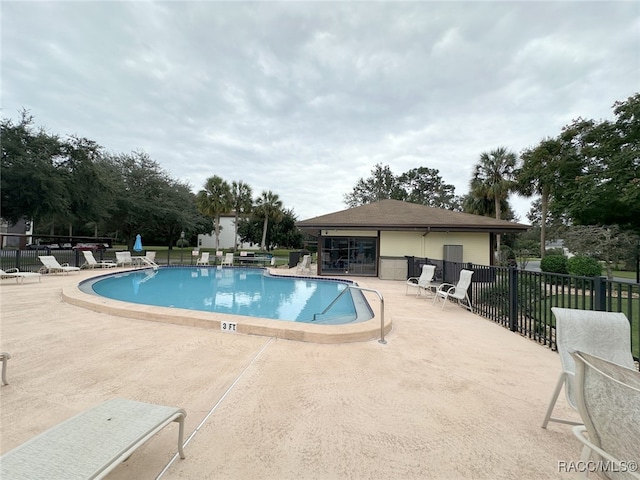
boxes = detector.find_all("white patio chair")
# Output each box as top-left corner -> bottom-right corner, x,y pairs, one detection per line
432,269 -> 473,310
297,254 -> 311,274
145,251 -> 156,263
541,307 -> 636,429
196,252 -> 210,265
0,268 -> 41,284
38,256 -> 80,275
406,264 -> 436,297
221,252 -> 234,266
570,351 -> 640,480
82,250 -> 116,269
115,251 -> 133,267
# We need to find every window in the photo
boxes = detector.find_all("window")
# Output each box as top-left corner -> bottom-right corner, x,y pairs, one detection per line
320,237 -> 377,276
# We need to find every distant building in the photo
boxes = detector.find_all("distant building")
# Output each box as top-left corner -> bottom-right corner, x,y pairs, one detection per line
197,213 -> 258,251
545,239 -> 574,258
0,218 -> 33,249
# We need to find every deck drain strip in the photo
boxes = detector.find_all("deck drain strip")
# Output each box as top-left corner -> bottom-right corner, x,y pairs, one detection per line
156,337 -> 275,479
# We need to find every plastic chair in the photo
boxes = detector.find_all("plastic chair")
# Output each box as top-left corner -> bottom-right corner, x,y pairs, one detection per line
115,251 -> 133,267
432,269 -> 473,310
297,255 -> 311,273
406,265 -> 436,297
221,253 -> 234,266
541,307 -> 636,429
570,351 -> 640,479
196,252 -> 210,265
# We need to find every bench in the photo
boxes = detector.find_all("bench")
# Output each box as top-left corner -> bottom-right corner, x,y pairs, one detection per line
0,398 -> 186,479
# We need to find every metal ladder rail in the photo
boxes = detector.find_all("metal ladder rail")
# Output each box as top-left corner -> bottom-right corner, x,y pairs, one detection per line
139,257 -> 159,270
315,285 -> 387,344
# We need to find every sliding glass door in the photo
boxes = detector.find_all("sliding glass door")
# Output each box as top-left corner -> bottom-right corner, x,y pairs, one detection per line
320,237 -> 377,276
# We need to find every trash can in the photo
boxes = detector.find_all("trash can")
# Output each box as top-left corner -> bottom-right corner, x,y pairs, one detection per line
289,251 -> 301,268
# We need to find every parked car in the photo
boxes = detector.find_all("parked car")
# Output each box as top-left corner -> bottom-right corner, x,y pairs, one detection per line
72,243 -> 107,251
26,243 -> 60,250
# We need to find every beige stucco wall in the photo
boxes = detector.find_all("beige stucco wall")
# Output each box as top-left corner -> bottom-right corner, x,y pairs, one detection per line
379,231 -> 490,264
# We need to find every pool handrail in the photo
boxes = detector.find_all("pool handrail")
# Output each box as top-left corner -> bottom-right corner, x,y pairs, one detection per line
316,285 -> 386,344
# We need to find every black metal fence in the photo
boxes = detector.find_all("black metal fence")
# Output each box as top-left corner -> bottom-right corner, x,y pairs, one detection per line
412,258 -> 639,363
0,248 -> 274,273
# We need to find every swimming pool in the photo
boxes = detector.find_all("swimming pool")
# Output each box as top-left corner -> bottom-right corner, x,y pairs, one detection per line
81,267 -> 373,325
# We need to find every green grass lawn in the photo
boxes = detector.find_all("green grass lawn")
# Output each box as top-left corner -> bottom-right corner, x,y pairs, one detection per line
613,270 -> 637,280
536,294 -> 640,359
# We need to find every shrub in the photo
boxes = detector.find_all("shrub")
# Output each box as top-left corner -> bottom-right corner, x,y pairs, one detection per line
567,255 -> 602,277
545,248 -> 566,257
540,254 -> 568,274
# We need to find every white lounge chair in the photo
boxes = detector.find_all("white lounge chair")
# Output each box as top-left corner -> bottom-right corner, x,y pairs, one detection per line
0,398 -> 186,479
570,351 -> 640,480
145,251 -> 156,263
541,307 -> 636,429
406,264 -> 436,297
0,352 -> 10,385
38,256 -> 80,275
196,252 -> 210,265
297,254 -> 311,274
0,268 -> 41,284
82,251 -> 116,269
221,252 -> 234,266
115,251 -> 133,267
432,269 -> 473,310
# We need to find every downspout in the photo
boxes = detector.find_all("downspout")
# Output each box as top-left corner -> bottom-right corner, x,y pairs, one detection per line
421,227 -> 431,258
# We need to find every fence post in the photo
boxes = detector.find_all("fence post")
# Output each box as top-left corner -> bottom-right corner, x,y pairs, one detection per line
594,276 -> 607,311
466,262 -> 474,308
16,249 -> 21,271
508,266 -> 518,332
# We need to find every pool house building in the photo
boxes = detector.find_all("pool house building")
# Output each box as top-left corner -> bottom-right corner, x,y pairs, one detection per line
296,199 -> 529,278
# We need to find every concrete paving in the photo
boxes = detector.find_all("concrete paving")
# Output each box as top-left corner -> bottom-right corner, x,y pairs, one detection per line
1,267 -> 583,479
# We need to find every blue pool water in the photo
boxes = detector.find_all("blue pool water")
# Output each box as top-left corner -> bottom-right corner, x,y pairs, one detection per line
83,267 -> 372,324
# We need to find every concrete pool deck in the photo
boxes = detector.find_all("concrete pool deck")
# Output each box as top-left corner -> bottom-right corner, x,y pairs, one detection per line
1,266 -> 583,479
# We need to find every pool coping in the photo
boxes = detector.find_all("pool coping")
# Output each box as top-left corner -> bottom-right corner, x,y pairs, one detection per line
61,268 -> 392,344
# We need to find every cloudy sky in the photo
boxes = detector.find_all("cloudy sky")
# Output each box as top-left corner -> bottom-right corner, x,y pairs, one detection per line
3,1 -> 639,222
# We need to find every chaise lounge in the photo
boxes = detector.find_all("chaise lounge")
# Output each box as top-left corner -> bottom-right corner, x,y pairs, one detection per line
38,256 -> 81,275
0,397 -> 186,479
0,268 -> 41,284
81,251 -> 117,269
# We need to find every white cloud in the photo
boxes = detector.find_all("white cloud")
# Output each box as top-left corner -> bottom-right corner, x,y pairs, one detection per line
2,1 -> 638,224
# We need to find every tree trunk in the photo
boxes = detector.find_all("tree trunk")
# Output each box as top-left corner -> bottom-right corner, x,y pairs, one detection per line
540,186 -> 549,259
234,213 -> 239,252
260,216 -> 269,251
495,197 -> 501,261
214,217 -> 220,249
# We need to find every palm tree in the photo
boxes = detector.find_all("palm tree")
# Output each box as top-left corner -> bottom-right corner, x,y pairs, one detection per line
231,180 -> 253,252
470,147 -> 517,260
255,190 -> 283,251
516,138 -> 563,258
195,176 -> 232,250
